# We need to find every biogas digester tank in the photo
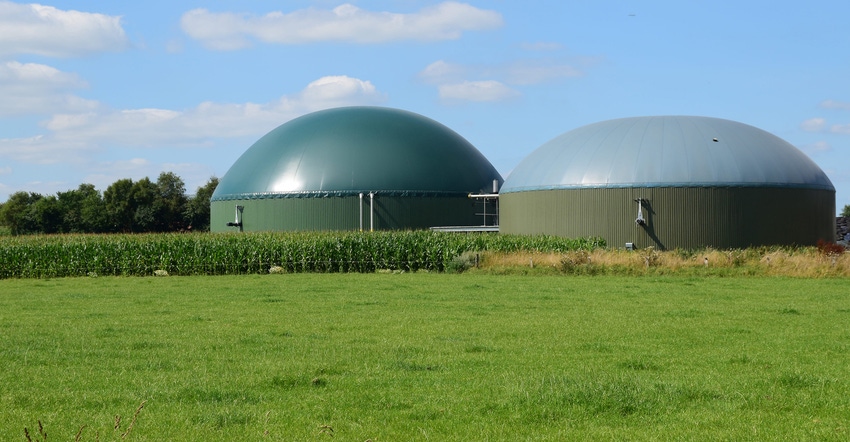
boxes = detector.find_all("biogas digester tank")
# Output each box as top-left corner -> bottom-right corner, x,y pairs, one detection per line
211,107 -> 503,232
500,116 -> 835,249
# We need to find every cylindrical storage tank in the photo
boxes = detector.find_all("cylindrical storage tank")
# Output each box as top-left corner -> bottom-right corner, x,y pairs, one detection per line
500,116 -> 835,249
211,106 -> 503,232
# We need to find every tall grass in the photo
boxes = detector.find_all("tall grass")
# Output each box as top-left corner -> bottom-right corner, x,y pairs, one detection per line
477,246 -> 850,277
0,231 -> 603,278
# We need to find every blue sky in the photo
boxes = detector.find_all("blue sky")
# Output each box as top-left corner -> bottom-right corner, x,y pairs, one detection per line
1,0 -> 849,212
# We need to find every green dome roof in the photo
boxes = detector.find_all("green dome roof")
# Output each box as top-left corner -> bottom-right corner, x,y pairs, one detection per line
212,106 -> 502,200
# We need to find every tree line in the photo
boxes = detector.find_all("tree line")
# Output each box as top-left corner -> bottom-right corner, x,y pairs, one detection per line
0,172 -> 218,235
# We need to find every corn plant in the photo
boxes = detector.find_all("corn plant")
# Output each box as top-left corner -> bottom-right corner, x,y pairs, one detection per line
0,231 -> 604,278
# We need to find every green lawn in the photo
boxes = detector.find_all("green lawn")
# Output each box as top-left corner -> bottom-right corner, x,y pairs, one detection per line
1,274 -> 848,440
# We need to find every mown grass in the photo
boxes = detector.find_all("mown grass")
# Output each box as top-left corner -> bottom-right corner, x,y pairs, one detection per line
0,274 -> 848,440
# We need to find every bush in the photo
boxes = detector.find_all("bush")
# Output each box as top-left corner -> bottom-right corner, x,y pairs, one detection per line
445,251 -> 481,273
816,239 -> 845,257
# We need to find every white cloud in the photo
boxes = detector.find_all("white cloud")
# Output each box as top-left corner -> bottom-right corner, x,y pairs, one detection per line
831,123 -> 850,135
297,75 -> 384,108
0,61 -> 98,116
0,75 -> 386,164
108,157 -> 150,169
81,158 -> 155,191
820,99 -> 850,110
180,2 -> 502,49
0,165 -> 11,175
1,178 -> 67,197
800,117 -> 826,132
79,159 -> 217,200
519,41 -> 564,51
0,134 -> 97,164
421,58 -> 589,103
165,39 -> 184,54
438,80 -> 520,102
421,59 -> 588,85
503,60 -> 584,85
419,60 -> 467,84
800,141 -> 831,155
803,101 -> 850,135
0,1 -> 128,57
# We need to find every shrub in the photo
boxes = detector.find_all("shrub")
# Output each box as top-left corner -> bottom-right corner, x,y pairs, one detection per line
816,239 -> 845,257
445,251 -> 481,273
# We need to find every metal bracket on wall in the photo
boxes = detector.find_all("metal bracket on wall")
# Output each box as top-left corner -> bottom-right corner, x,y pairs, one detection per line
226,205 -> 244,231
634,198 -> 646,226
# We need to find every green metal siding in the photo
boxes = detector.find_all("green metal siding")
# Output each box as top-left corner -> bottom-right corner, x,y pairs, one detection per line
500,187 -> 835,249
211,195 -> 481,232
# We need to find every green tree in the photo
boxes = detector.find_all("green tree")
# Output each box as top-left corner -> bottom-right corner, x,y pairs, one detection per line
184,176 -> 218,231
104,179 -> 135,232
57,184 -> 107,233
130,177 -> 158,232
154,172 -> 188,231
31,195 -> 61,234
79,185 -> 108,233
0,192 -> 43,235
842,204 -> 850,217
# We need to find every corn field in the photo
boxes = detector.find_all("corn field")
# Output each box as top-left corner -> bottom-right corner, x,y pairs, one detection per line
0,231 -> 604,278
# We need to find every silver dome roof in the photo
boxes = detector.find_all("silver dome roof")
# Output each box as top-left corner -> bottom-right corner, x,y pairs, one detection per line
502,116 -> 833,193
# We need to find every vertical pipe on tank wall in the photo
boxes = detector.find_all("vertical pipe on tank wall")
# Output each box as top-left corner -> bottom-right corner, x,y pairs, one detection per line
359,193 -> 363,231
492,180 -> 500,227
369,192 -> 374,232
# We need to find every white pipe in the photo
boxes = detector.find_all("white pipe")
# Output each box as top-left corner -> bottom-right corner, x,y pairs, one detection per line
359,193 -> 363,231
369,192 -> 374,232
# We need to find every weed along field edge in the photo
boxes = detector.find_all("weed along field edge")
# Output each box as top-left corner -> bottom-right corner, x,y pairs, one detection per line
1,273 -> 848,440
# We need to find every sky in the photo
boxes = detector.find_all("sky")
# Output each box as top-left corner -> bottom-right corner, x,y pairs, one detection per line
1,0 -> 849,213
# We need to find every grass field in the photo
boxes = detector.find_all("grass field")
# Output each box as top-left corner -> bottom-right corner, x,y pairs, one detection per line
1,274 -> 848,440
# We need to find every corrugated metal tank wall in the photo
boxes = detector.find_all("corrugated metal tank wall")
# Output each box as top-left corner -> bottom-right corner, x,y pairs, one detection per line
500,187 -> 835,249
211,196 -> 480,232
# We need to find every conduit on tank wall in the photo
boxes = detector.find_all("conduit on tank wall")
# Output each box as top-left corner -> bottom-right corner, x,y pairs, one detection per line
356,192 -> 377,231
370,192 -> 374,232
226,205 -> 244,231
